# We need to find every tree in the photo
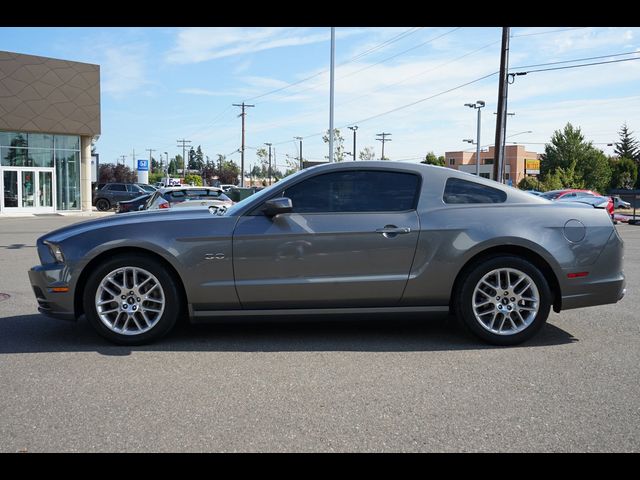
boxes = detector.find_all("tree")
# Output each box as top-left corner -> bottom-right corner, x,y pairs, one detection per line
98,163 -> 136,183
255,147 -> 269,178
540,122 -> 612,191
168,159 -> 177,175
184,174 -> 203,186
609,157 -> 638,190
517,176 -> 540,191
322,129 -> 346,162
359,146 -> 375,161
422,151 -> 445,166
614,123 -> 639,162
579,148 -> 611,193
151,156 -> 159,173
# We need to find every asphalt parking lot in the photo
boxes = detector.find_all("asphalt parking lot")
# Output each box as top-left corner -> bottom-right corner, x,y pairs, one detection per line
0,215 -> 638,452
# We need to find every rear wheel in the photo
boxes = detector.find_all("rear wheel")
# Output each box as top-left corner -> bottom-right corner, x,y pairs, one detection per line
456,255 -> 551,346
96,198 -> 110,211
83,254 -> 181,345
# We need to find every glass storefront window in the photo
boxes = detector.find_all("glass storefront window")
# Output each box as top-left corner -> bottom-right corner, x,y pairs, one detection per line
55,150 -> 80,210
55,135 -> 80,151
1,131 -> 81,211
0,132 -> 27,148
29,149 -> 54,168
1,147 -> 30,166
28,133 -> 54,149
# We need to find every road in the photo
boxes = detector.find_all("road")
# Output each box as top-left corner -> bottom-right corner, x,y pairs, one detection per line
0,215 -> 638,452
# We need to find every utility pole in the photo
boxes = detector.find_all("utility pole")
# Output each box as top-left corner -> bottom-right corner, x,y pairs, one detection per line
329,27 -> 336,163
176,139 -> 191,180
146,148 -> 156,174
233,102 -> 255,187
493,27 -> 511,183
120,155 -> 126,166
265,143 -> 272,186
376,132 -> 392,160
348,126 -> 358,161
295,136 -> 303,169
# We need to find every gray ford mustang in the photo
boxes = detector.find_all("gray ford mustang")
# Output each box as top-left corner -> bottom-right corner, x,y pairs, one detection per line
29,161 -> 625,346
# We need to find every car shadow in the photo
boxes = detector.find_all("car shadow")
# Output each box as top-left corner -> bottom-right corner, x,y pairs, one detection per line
0,313 -> 577,355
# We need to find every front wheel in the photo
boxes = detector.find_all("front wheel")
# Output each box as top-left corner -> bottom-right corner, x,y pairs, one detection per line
455,255 -> 551,346
83,254 -> 181,345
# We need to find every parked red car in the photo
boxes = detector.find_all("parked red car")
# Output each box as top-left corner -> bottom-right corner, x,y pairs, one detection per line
541,189 -> 614,217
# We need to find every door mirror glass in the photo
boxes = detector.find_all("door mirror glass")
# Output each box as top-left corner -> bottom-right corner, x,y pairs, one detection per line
263,197 -> 292,217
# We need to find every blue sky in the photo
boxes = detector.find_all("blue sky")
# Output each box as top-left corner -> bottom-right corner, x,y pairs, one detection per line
1,26 -> 639,173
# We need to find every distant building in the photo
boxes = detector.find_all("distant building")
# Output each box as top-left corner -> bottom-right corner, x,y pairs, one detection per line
0,50 -> 100,213
444,145 -> 541,185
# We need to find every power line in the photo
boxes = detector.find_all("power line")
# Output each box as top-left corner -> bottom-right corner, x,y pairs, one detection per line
339,27 -> 463,80
255,27 -> 463,106
511,27 -> 588,38
513,56 -> 640,76
510,50 -> 640,71
245,27 -> 424,103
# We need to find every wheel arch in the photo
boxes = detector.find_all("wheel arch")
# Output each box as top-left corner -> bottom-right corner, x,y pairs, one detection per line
450,244 -> 562,314
74,247 -> 188,320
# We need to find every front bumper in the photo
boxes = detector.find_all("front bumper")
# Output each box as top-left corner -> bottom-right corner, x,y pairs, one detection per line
28,264 -> 76,321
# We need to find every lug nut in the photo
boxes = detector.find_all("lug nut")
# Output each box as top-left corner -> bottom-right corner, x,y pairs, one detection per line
504,291 -> 509,296
496,296 -> 501,300
507,306 -> 512,311
137,297 -> 141,302
122,303 -> 128,309
121,295 -> 126,299
510,297 -> 515,302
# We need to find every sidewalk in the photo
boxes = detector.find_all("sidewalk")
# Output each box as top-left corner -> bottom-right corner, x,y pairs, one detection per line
0,209 -> 115,218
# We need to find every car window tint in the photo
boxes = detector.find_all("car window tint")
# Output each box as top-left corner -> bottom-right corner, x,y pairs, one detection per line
108,184 -> 127,192
282,170 -> 420,213
126,184 -> 141,193
168,191 -> 185,199
443,178 -> 506,204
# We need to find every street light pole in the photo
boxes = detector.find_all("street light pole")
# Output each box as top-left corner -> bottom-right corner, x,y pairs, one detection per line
295,136 -> 303,169
348,126 -> 358,161
465,100 -> 485,176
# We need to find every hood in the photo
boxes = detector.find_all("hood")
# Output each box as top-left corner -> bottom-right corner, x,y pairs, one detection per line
42,208 -> 222,243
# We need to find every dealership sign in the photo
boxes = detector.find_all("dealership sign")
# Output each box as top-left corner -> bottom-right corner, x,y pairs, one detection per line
525,159 -> 540,175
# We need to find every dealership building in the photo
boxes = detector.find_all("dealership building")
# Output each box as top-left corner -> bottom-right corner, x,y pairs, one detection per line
0,50 -> 100,213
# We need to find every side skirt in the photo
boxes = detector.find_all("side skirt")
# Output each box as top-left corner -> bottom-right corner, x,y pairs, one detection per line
190,305 -> 450,323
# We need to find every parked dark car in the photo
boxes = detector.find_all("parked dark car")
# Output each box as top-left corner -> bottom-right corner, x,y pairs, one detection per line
93,183 -> 149,211
116,193 -> 152,214
29,162 -> 625,346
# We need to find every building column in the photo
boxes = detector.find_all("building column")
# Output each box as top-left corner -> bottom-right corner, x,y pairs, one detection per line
80,136 -> 92,212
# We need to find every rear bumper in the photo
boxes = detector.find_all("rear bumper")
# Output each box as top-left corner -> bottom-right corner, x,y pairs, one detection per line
560,274 -> 625,310
28,264 -> 76,321
559,227 -> 625,311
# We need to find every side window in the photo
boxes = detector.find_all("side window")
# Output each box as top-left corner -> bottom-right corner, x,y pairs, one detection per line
443,177 -> 506,204
281,170 -> 420,213
126,184 -> 141,193
108,184 -> 127,192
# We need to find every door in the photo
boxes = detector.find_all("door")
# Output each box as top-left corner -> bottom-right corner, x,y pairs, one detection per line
2,168 -> 55,212
232,169 -> 422,309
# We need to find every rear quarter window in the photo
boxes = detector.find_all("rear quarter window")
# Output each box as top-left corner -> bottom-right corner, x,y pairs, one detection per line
443,177 -> 507,204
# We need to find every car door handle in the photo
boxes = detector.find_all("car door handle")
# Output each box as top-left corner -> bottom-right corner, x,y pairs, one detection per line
376,226 -> 411,236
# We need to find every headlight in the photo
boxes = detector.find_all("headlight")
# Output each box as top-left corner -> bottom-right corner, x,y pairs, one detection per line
44,241 -> 65,263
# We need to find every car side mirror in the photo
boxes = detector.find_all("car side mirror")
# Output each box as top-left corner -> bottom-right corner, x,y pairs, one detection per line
263,197 -> 293,217
138,205 -> 144,211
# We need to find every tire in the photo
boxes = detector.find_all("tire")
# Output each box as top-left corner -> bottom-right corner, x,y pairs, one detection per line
83,254 -> 181,345
96,198 -> 111,211
455,255 -> 551,346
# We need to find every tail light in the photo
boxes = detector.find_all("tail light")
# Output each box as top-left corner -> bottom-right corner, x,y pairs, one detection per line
159,202 -> 170,209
